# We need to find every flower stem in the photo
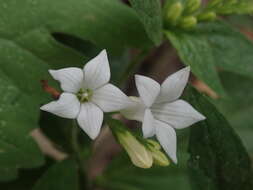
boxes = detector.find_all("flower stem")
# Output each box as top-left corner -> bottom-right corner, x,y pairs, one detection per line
71,120 -> 91,189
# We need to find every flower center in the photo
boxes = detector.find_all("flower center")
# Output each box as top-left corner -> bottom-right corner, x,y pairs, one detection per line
76,88 -> 93,103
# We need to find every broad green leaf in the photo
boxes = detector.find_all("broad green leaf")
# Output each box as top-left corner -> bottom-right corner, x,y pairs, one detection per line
185,87 -> 253,190
216,72 -> 253,122
32,159 -> 79,190
1,0 -> 150,52
96,153 -> 191,190
227,15 -> 253,30
0,0 -> 150,181
214,72 -> 253,154
129,0 -> 163,45
165,31 -> 225,96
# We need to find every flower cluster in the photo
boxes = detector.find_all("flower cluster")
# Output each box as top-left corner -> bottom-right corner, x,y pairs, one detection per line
164,0 -> 253,30
41,50 -> 205,167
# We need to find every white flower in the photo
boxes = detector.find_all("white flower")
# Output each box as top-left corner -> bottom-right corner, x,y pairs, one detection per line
40,50 -> 131,139
121,67 -> 206,163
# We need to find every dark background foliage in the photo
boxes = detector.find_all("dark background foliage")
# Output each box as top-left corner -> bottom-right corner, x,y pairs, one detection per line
0,0 -> 253,189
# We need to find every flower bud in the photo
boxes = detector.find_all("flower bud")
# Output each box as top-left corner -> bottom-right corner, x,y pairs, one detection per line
197,11 -> 217,21
151,150 -> 170,166
147,140 -> 169,166
227,0 -> 237,6
147,139 -> 161,150
179,16 -> 197,29
117,131 -> 153,169
208,0 -> 222,8
185,0 -> 201,14
166,2 -> 184,25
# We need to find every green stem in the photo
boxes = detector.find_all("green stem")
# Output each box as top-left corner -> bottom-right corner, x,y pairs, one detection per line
71,120 -> 91,190
71,120 -> 82,162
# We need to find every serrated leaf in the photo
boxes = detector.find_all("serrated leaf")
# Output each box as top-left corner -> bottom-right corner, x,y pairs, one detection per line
129,0 -> 163,45
185,87 -> 253,190
0,0 -> 150,181
32,159 -> 79,190
196,21 -> 253,78
165,31 -> 226,96
166,21 -> 253,96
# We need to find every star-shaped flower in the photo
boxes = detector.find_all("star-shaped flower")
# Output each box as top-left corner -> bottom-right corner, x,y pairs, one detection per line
40,50 -> 131,139
121,67 -> 206,163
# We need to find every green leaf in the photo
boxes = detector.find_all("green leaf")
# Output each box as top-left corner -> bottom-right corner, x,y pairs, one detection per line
166,21 -> 253,96
0,0 -> 150,181
214,72 -> 253,154
129,0 -> 163,45
96,153 -> 191,190
0,158 -> 55,190
32,159 -> 79,190
1,0 -> 150,53
196,21 -> 253,78
215,72 -> 253,122
165,30 -> 225,96
185,87 -> 253,190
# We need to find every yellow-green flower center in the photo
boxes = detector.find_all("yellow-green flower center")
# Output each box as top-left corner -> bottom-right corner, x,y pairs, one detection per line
76,88 -> 93,102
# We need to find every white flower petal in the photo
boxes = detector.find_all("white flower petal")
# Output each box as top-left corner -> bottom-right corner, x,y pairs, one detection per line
77,103 -> 103,139
135,75 -> 160,107
120,96 -> 146,122
142,109 -> 155,138
155,120 -> 177,163
49,67 -> 83,93
40,93 -> 80,119
152,100 -> 206,129
156,67 -> 190,103
91,83 -> 131,112
83,50 -> 110,90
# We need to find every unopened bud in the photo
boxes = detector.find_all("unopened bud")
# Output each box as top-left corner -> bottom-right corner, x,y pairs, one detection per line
147,139 -> 161,150
166,2 -> 184,25
208,0 -> 222,8
147,140 -> 169,166
236,3 -> 253,14
151,150 -> 170,166
185,0 -> 201,14
227,0 -> 237,6
197,11 -> 217,21
179,16 -> 197,29
117,131 -> 153,169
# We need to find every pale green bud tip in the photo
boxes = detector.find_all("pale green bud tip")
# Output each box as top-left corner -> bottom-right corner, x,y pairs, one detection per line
166,2 -> 183,23
117,131 -> 153,169
185,0 -> 201,14
208,0 -> 222,8
179,16 -> 197,29
151,150 -> 170,166
197,11 -> 217,21
147,140 -> 169,167
147,139 -> 161,150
